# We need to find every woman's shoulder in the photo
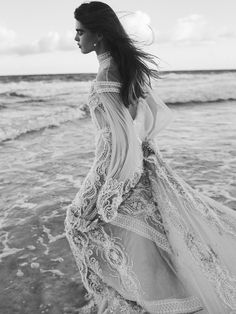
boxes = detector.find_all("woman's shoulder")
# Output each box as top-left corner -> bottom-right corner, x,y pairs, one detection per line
96,62 -> 121,83
93,68 -> 122,94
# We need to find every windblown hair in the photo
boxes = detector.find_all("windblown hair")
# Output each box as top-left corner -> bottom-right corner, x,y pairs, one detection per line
74,1 -> 160,108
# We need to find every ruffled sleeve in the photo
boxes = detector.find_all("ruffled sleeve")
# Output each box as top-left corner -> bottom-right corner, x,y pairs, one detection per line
144,85 -> 176,139
68,125 -> 112,229
70,79 -> 143,226
93,81 -> 144,222
137,85 -> 176,155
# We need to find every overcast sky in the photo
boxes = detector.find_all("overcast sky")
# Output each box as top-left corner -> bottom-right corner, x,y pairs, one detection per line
0,0 -> 236,75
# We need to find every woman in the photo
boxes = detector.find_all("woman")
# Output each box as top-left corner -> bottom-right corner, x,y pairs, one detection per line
64,2 -> 236,313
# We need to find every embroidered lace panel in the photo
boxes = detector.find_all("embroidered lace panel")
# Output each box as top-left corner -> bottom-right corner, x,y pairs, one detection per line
89,80 -> 122,98
110,214 -> 172,254
65,209 -> 203,313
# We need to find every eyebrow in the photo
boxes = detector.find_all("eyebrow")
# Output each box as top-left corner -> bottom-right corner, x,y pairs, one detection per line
76,28 -> 84,32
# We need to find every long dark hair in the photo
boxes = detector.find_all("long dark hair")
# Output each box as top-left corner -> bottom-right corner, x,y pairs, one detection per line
74,1 -> 160,108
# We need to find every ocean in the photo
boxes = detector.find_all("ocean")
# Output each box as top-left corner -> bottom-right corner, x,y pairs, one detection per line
0,70 -> 236,313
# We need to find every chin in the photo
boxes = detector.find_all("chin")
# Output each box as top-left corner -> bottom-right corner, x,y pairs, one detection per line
80,48 -> 94,54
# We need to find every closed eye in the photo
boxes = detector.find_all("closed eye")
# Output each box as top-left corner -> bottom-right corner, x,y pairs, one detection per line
76,29 -> 84,35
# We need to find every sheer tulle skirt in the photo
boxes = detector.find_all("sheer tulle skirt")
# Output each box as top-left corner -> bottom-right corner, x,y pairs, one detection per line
64,144 -> 236,314
145,145 -> 236,314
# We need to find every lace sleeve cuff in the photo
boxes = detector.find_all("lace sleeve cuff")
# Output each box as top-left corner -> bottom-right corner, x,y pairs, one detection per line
96,168 -> 143,223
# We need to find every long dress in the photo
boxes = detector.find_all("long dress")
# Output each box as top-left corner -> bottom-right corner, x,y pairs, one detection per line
64,51 -> 236,314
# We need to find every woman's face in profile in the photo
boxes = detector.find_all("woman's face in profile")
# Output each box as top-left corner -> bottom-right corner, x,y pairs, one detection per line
74,20 -> 97,54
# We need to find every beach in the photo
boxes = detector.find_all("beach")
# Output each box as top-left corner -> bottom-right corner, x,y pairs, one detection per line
0,70 -> 236,314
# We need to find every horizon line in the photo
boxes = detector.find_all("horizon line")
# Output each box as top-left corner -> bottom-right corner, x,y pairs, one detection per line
1,68 -> 236,77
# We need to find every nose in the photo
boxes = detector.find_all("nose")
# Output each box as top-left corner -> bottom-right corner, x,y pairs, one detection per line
74,34 -> 79,42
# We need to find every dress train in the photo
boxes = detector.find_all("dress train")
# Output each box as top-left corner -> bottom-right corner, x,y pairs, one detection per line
65,140 -> 236,313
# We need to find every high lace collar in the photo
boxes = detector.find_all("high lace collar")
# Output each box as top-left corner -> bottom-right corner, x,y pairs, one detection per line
97,51 -> 112,65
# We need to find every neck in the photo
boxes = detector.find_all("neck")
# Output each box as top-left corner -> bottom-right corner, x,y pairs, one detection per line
97,51 -> 111,66
94,41 -> 109,58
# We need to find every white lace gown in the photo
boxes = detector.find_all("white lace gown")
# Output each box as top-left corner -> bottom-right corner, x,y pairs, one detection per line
64,51 -> 236,314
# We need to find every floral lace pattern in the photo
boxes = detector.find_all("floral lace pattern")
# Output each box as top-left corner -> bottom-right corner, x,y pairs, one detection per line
65,215 -> 145,306
108,166 -> 173,254
70,129 -> 111,224
96,167 -> 143,222
65,167 -> 203,313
